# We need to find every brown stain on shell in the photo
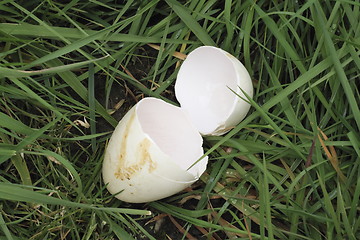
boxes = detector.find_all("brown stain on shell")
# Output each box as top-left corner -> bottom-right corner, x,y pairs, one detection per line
116,112 -> 135,172
114,113 -> 157,180
137,138 -> 157,172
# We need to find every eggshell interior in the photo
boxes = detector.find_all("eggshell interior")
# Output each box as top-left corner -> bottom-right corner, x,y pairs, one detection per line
175,46 -> 253,135
137,98 -> 206,177
103,98 -> 207,203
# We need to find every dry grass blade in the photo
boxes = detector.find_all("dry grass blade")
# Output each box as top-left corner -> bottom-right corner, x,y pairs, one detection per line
147,43 -> 187,60
317,127 -> 347,182
193,225 -> 219,240
120,64 -> 148,90
244,214 -> 253,240
211,211 -> 247,239
201,173 -> 261,225
168,215 -> 197,240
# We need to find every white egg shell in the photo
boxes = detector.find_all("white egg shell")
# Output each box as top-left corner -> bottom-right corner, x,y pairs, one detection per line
175,46 -> 253,136
103,97 -> 208,203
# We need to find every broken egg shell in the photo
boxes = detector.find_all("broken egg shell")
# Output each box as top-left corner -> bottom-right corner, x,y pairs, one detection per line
102,97 -> 208,203
175,46 -> 253,136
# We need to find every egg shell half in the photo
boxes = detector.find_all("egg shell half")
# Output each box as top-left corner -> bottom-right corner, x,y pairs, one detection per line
175,46 -> 253,136
103,97 -> 208,203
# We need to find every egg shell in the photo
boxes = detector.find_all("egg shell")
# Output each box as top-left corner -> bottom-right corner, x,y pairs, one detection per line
175,46 -> 253,136
103,97 -> 208,203
103,46 -> 253,203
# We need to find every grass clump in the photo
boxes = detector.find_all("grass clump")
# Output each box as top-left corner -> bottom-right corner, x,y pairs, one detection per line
1,0 -> 359,239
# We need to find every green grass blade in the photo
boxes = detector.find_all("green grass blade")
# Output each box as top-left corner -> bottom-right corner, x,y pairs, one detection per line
0,56 -> 108,78
313,2 -> 360,131
0,182 -> 150,215
317,172 -> 342,237
0,117 -> 58,165
259,155 -> 274,239
88,63 -> 96,153
0,208 -> 14,240
165,0 -> 216,46
0,112 -> 34,135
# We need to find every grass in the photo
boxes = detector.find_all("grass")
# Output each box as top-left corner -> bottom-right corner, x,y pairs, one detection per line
0,0 -> 359,239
